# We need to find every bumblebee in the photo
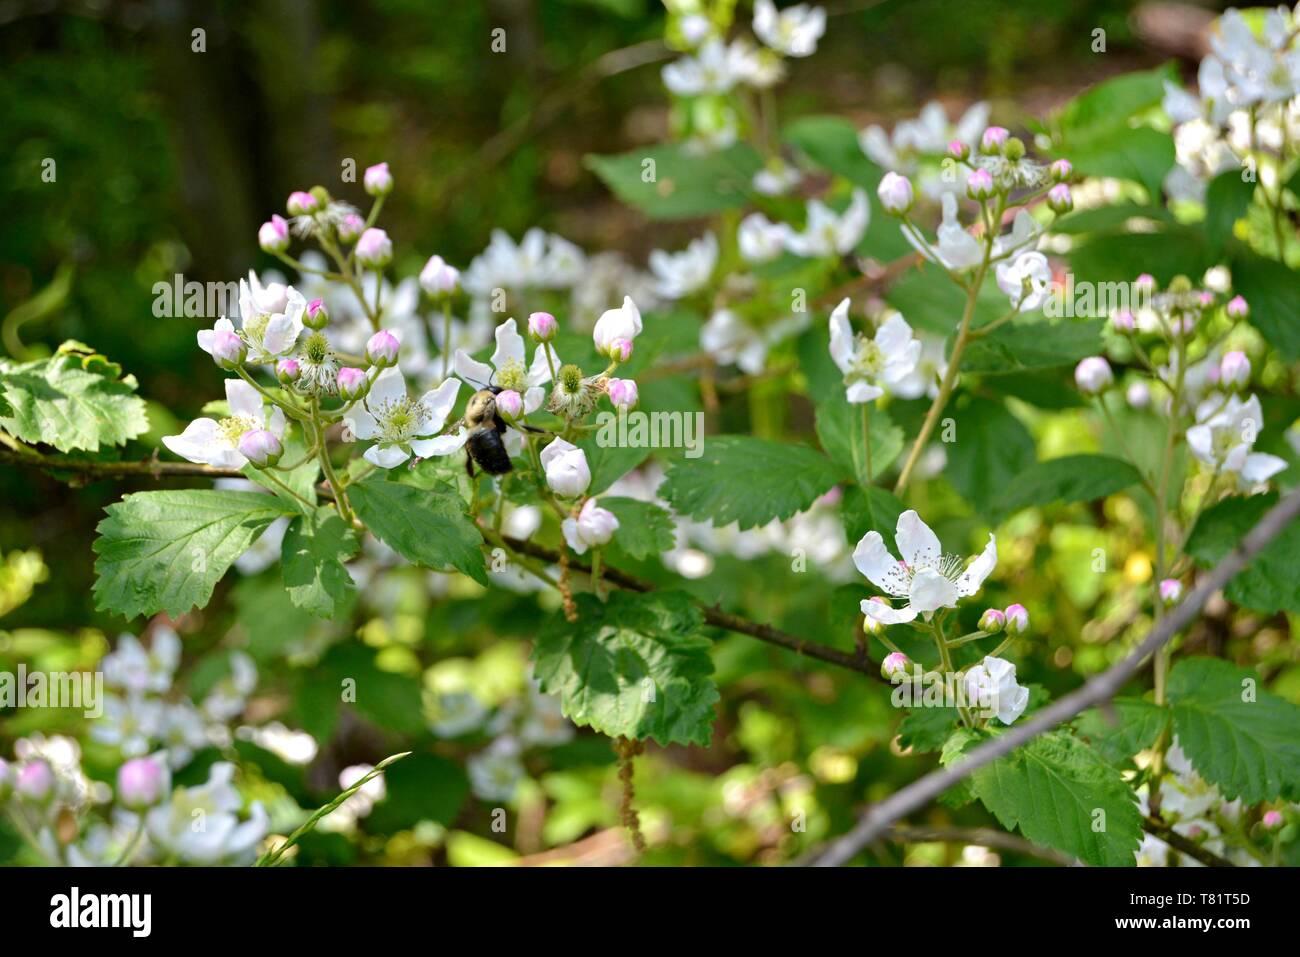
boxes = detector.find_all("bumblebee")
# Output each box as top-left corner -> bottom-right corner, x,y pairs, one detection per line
463,389 -> 513,477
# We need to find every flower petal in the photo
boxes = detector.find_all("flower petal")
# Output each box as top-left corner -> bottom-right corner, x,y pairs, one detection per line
418,377 -> 461,433
410,429 -> 469,457
226,379 -> 262,419
454,350 -> 494,389
895,510 -> 941,568
491,318 -> 526,370
364,443 -> 411,469
852,531 -> 905,596
860,598 -> 917,624
956,533 -> 998,597
908,567 -> 959,613
369,367 -> 407,405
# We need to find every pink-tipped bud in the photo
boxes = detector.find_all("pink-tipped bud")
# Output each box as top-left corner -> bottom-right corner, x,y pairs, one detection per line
276,358 -> 301,385
967,168 -> 995,201
15,759 -> 55,804
1112,309 -> 1136,333
363,162 -> 393,197
1050,158 -> 1073,182
980,126 -> 1009,154
356,228 -> 392,269
863,596 -> 888,636
365,329 -> 401,367
608,337 -> 633,363
117,757 -> 168,810
881,651 -> 911,682
495,389 -> 523,419
1047,183 -> 1073,214
1198,291 -> 1215,307
304,297 -> 328,330
607,377 -> 639,410
337,366 -> 369,401
877,171 -> 914,216
211,330 -> 247,370
1262,809 -> 1284,829
1226,295 -> 1249,320
238,429 -> 283,468
1159,578 -> 1183,607
337,213 -> 365,244
1004,603 -> 1029,635
1135,273 -> 1156,289
947,139 -> 970,161
979,608 -> 1006,633
258,214 -> 290,254
287,190 -> 318,216
528,311 -> 558,341
1074,356 -> 1113,394
419,254 -> 460,296
1220,351 -> 1251,390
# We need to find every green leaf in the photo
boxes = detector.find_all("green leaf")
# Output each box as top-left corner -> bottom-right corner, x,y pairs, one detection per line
280,507 -> 358,619
349,477 -> 487,585
531,591 -> 719,747
243,435 -> 320,514
943,396 -> 1036,513
1186,492 -> 1300,614
1168,657 -> 1300,803
602,497 -> 676,560
960,319 -> 1105,374
968,730 -> 1143,866
886,262 -> 1006,336
575,433 -> 648,495
1075,698 -> 1170,767
1061,125 -> 1173,202
999,454 -> 1144,514
1204,169 -> 1254,251
1229,251 -> 1300,360
93,490 -> 292,619
0,352 -> 148,453
897,707 -> 960,753
364,753 -> 469,834
659,435 -> 843,530
585,142 -> 760,219
1069,227 -> 1212,287
840,484 -> 905,552
1053,67 -> 1174,142
814,398 -> 904,485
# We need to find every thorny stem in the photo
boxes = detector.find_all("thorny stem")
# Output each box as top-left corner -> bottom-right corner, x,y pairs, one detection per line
615,737 -> 647,854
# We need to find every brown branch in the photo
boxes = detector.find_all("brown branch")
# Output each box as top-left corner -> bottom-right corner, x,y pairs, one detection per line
1,447 -> 244,481
500,534 -> 888,683
804,484 -> 1300,866
888,824 -> 1076,867
1142,816 -> 1235,868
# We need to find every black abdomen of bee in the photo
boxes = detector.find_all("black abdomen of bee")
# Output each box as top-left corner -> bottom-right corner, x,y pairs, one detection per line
467,428 -> 513,474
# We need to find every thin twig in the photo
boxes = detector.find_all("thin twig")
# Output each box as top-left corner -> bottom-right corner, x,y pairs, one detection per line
804,484 -> 1300,866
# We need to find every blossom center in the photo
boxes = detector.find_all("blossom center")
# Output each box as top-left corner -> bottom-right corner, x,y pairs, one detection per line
219,415 -> 259,445
495,358 -> 526,392
374,396 -> 427,445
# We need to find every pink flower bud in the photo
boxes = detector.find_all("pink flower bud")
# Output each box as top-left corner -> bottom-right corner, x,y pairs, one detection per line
1047,183 -> 1073,214
967,168 -> 995,201
863,596 -> 887,636
211,330 -> 247,369
1050,158 -> 1073,182
1135,273 -> 1155,289
1074,356 -> 1113,394
494,389 -> 523,419
356,228 -> 393,268
980,126 -> 1009,154
528,311 -> 558,341
1112,309 -> 1135,332
608,337 -> 633,363
364,162 -> 393,196
1220,351 -> 1250,390
1262,810 -> 1284,829
1159,578 -> 1183,607
947,139 -> 970,161
238,429 -> 283,468
117,757 -> 168,810
877,171 -> 914,215
304,297 -> 329,330
881,651 -> 911,682
258,214 -> 290,254
337,213 -> 365,244
287,190 -> 318,216
607,377 -> 639,410
365,329 -> 400,367
978,608 -> 1006,633
419,254 -> 460,295
1198,291 -> 1214,307
337,366 -> 369,401
277,358 -> 301,384
1004,603 -> 1029,634
16,759 -> 55,804
1226,295 -> 1249,319
1126,381 -> 1150,409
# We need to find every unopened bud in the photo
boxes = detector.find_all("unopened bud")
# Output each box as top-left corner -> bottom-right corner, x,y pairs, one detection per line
607,337 -> 633,363
304,298 -> 329,330
117,757 -> 168,811
1050,158 -> 1073,182
947,140 -> 970,161
337,367 -> 369,401
1262,810 -> 1284,829
364,162 -> 393,197
211,330 -> 247,370
1047,183 -> 1073,213
978,608 -> 1006,633
607,377 -> 639,410
258,215 -> 290,254
1004,603 -> 1029,634
1159,578 -> 1183,607
16,759 -> 55,804
276,358 -> 301,385
495,389 -> 523,419
356,228 -> 392,269
1074,356 -> 1113,394
365,329 -> 401,367
528,311 -> 558,341
337,213 -> 365,244
287,190 -> 318,216
419,254 -> 460,296
1004,137 -> 1026,161
238,429 -> 283,468
980,126 -> 1009,154
967,168 -> 995,201
1220,351 -> 1250,390
1226,295 -> 1249,320
1111,309 -> 1135,333
877,171 -> 914,216
881,651 -> 911,682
